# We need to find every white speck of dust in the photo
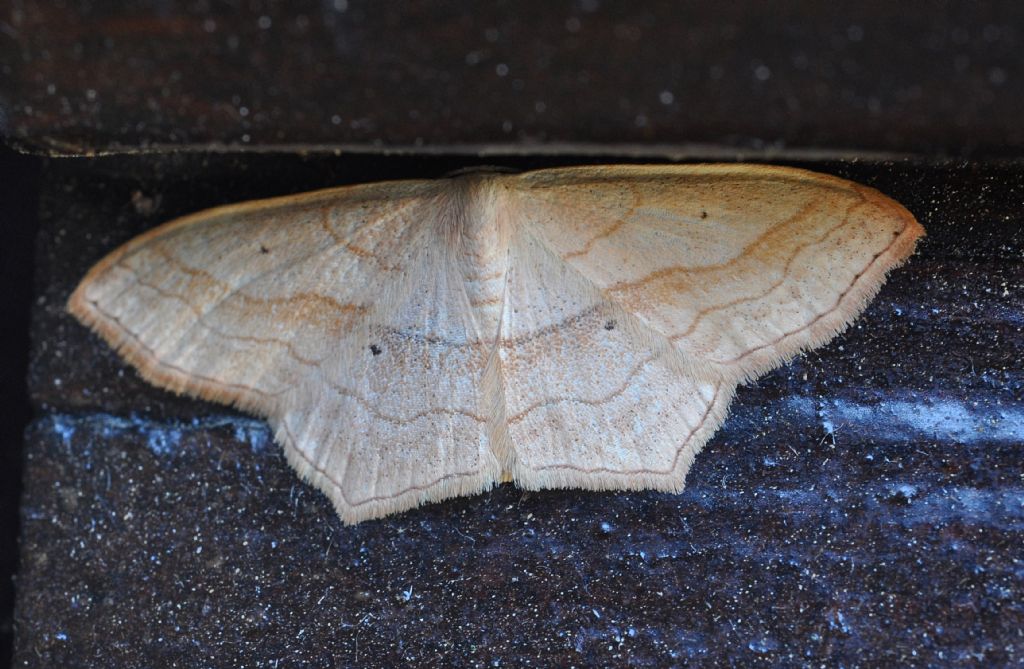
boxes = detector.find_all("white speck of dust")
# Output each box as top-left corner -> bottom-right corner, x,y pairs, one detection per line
890,483 -> 919,500
830,609 -> 852,633
821,416 -> 835,436
146,428 -> 182,456
748,636 -> 778,653
234,422 -> 270,452
52,416 -> 77,444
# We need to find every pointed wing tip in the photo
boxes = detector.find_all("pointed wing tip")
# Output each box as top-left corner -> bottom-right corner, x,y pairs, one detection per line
67,275 -> 270,415
723,185 -> 923,383
855,181 -> 925,243
66,277 -> 133,368
854,183 -> 926,285
66,280 -> 94,326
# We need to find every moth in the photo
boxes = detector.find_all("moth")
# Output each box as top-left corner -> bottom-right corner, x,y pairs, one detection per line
69,164 -> 924,523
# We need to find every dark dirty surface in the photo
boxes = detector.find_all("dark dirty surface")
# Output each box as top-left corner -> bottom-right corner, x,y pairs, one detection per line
14,154 -> 1024,667
2,1 -> 1023,158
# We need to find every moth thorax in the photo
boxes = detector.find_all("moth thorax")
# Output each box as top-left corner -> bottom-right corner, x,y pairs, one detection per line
451,178 -> 511,338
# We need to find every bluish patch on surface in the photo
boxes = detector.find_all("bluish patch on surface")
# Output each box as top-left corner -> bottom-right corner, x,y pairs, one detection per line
790,395 -> 1024,444
748,635 -> 779,654
42,413 -> 275,459
234,420 -> 272,453
829,609 -> 852,634
904,486 -> 1024,530
51,415 -> 76,444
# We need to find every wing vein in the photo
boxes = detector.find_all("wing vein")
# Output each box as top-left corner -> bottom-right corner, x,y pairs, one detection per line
669,196 -> 867,343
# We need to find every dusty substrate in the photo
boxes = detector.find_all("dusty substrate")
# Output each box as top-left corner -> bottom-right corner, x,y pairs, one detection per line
16,155 -> 1024,667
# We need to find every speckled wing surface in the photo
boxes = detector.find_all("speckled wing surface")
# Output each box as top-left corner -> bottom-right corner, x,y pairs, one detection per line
69,164 -> 923,523
68,178 -> 508,524
497,165 -> 921,495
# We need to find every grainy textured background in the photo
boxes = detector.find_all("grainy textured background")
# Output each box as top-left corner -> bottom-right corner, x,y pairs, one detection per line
3,1 -> 1022,157
4,1 -> 1024,667
15,154 -> 1024,667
